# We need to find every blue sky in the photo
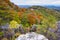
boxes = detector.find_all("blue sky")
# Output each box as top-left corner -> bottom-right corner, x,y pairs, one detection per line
10,0 -> 60,5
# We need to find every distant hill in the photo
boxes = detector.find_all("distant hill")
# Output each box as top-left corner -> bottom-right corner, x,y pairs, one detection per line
44,5 -> 60,12
18,5 -> 60,12
18,5 -> 60,9
29,6 -> 60,20
18,5 -> 31,8
44,5 -> 60,10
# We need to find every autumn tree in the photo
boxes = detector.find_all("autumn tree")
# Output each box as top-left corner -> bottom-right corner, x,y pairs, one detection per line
27,13 -> 37,25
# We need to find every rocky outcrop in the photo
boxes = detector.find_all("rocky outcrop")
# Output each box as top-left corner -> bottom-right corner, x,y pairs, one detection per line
56,21 -> 60,40
16,32 -> 48,40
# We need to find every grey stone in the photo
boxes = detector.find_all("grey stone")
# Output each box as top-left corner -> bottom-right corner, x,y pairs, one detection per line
16,32 -> 48,40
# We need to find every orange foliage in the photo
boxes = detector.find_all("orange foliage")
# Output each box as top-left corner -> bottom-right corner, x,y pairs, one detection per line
37,14 -> 43,19
36,14 -> 43,23
18,12 -> 24,18
5,0 -> 9,3
27,12 -> 43,24
20,8 -> 26,12
18,8 -> 26,18
27,13 -> 36,24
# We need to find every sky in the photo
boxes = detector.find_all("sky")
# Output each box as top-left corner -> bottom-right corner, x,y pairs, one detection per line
10,0 -> 60,5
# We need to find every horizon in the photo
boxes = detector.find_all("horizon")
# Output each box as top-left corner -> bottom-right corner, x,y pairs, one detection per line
17,4 -> 60,6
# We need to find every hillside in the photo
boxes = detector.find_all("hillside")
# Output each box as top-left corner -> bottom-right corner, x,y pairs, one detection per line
0,0 -> 27,25
0,0 -> 59,28
0,0 -> 60,40
0,0 -> 18,25
0,0 -> 21,11
29,6 -> 60,20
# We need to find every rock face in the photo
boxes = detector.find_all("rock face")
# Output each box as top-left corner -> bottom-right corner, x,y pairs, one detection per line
16,32 -> 48,40
56,21 -> 60,40
1,23 -> 9,29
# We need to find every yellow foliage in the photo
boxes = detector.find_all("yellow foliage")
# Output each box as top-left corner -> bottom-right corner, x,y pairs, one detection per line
9,20 -> 19,29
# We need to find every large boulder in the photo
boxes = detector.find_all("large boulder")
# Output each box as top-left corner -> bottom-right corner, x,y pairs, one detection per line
16,32 -> 48,40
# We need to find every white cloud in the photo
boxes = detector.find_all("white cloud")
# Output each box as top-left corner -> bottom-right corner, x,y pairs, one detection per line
51,1 -> 60,5
22,0 -> 52,5
10,0 -> 60,5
